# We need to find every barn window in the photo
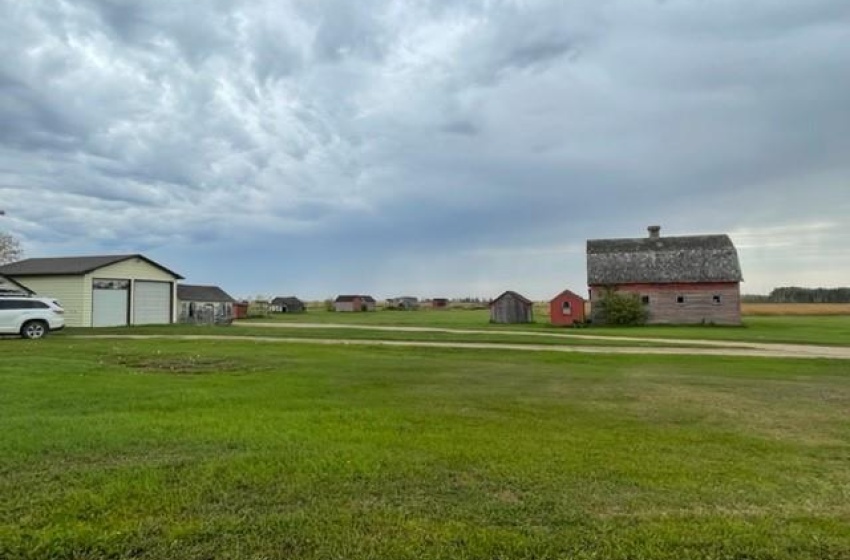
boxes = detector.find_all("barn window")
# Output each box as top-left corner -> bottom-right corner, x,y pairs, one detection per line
712,295 -> 722,304
676,295 -> 685,304
641,295 -> 650,305
561,301 -> 572,315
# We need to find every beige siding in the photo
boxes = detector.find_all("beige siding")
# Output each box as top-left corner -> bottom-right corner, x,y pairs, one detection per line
90,258 -> 177,282
84,258 -> 180,324
11,276 -> 88,327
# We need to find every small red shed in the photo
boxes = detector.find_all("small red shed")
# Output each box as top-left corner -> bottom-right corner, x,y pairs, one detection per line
232,301 -> 249,320
549,289 -> 586,326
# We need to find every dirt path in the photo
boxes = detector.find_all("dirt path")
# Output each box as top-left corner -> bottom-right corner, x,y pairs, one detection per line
73,334 -> 850,360
237,321 -> 850,357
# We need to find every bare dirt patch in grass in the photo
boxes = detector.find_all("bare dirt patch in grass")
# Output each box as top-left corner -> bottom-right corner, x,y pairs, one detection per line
113,354 -> 258,375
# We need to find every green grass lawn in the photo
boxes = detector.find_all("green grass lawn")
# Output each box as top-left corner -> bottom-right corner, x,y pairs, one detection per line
1,337 -> 849,559
244,309 -> 850,346
66,324 -> 718,349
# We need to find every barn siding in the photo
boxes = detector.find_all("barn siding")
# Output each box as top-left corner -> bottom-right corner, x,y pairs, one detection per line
490,294 -> 533,323
9,276 -> 88,327
334,300 -> 358,312
549,291 -> 586,326
589,282 -> 741,325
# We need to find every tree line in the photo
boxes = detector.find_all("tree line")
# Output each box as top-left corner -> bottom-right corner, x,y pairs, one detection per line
744,287 -> 850,304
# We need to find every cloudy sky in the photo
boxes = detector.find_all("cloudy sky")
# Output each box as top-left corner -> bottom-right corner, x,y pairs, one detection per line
1,0 -> 848,299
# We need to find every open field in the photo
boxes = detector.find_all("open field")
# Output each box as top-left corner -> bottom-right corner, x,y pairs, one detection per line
742,303 -> 850,316
2,337 -> 849,559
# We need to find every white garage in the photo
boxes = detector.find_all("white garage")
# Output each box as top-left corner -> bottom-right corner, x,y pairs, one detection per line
132,281 -> 172,325
0,254 -> 184,328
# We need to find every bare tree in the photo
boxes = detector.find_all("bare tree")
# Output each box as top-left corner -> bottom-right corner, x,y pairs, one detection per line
0,231 -> 23,265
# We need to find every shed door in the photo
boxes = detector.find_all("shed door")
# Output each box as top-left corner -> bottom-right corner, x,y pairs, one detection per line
133,281 -> 172,325
92,279 -> 130,327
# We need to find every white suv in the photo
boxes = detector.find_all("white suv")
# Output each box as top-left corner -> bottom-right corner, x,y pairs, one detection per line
0,296 -> 65,339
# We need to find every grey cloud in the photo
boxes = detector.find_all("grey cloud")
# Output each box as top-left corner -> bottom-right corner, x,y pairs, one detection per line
1,0 -> 848,296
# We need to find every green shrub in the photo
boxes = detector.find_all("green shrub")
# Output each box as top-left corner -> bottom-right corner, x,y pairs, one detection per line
596,289 -> 647,326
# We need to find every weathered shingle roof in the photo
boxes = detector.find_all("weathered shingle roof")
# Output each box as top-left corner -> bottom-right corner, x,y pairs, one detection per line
0,254 -> 183,279
177,284 -> 235,302
490,290 -> 533,306
271,296 -> 304,306
587,233 -> 742,285
335,295 -> 375,303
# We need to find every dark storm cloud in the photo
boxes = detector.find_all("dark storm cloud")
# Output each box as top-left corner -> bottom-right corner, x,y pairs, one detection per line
1,0 -> 848,296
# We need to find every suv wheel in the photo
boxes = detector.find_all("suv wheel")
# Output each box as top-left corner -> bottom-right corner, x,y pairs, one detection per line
21,320 -> 48,340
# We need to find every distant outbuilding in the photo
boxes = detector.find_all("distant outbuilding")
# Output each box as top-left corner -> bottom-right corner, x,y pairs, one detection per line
177,284 -> 236,324
387,296 -> 419,310
431,298 -> 449,309
549,289 -> 586,326
490,291 -> 534,324
334,295 -> 376,312
232,301 -> 249,320
270,296 -> 306,313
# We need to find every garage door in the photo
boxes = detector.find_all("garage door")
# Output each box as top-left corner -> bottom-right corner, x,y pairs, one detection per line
93,279 -> 129,327
133,281 -> 172,325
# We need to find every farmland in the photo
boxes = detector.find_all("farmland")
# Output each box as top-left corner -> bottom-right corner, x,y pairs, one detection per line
2,321 -> 849,559
741,303 -> 850,316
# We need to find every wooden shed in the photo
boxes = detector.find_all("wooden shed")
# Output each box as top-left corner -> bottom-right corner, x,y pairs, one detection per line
232,301 -> 249,320
490,291 -> 534,324
587,226 -> 743,325
431,298 -> 449,309
270,296 -> 305,313
334,295 -> 376,312
387,296 -> 419,310
549,289 -> 586,326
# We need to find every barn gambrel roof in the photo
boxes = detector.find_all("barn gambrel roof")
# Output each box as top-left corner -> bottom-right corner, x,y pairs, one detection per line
587,233 -> 743,285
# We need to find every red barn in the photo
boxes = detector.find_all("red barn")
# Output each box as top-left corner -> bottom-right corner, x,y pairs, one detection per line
549,289 -> 586,326
587,226 -> 743,325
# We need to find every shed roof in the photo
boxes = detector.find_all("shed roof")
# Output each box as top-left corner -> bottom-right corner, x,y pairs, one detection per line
587,233 -> 742,285
177,284 -> 235,303
271,296 -> 304,306
0,254 -> 184,279
490,290 -> 533,306
550,288 -> 585,302
335,294 -> 375,303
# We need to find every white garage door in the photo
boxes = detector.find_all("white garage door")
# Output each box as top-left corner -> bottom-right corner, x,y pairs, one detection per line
93,280 -> 130,327
133,281 -> 172,325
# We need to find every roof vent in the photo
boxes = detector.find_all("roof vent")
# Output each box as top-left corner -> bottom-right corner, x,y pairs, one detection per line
647,225 -> 661,239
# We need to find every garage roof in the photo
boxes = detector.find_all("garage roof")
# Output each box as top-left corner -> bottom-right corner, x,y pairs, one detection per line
177,284 -> 235,303
0,254 -> 184,279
